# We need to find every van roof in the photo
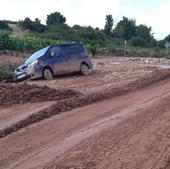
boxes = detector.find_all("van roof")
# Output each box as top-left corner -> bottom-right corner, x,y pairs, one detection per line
50,43 -> 83,48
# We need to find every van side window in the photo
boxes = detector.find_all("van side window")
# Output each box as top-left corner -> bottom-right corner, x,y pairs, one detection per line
49,46 -> 61,57
62,45 -> 84,55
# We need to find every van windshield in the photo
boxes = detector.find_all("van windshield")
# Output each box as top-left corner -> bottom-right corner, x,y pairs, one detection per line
26,46 -> 49,64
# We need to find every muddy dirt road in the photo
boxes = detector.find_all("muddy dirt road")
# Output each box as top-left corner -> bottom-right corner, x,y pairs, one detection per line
0,57 -> 170,169
0,77 -> 170,169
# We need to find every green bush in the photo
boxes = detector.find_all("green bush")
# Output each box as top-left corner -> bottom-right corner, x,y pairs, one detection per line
85,43 -> 99,56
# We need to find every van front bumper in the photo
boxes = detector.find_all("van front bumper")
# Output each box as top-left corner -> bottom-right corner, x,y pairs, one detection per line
14,68 -> 42,81
14,72 -> 30,81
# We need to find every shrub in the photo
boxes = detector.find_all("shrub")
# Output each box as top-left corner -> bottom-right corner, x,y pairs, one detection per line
85,43 -> 99,56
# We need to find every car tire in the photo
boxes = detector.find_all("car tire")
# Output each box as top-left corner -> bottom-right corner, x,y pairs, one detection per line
43,68 -> 53,80
80,64 -> 90,75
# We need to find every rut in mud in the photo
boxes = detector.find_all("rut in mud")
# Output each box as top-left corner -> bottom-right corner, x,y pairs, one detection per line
0,69 -> 170,138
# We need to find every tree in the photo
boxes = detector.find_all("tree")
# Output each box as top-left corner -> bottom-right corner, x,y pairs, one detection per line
130,37 -> 147,47
33,18 -> 47,33
72,26 -> 106,45
136,24 -> 152,43
104,15 -> 113,35
157,34 -> 170,48
0,20 -> 11,31
20,17 -> 46,33
46,12 -> 66,26
22,17 -> 33,29
114,16 -> 136,40
164,35 -> 170,42
35,18 -> 41,24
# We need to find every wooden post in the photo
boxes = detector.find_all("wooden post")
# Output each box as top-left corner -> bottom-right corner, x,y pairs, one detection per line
124,40 -> 127,57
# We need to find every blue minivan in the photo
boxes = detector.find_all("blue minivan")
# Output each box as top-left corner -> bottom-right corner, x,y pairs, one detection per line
14,44 -> 92,80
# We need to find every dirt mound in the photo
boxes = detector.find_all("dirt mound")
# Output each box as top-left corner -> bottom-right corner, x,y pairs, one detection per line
0,83 -> 81,106
72,69 -> 170,105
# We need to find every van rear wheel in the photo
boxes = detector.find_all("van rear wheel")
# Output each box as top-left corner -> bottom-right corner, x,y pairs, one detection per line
80,64 -> 90,75
43,68 -> 53,80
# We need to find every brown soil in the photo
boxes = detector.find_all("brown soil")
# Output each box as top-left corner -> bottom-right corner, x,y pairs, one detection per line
0,54 -> 26,64
27,62 -> 156,94
0,69 -> 170,139
0,83 -> 81,106
0,78 -> 170,169
0,56 -> 170,169
46,95 -> 170,169
0,101 -> 56,131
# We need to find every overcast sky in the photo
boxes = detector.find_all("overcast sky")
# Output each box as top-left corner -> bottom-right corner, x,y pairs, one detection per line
0,0 -> 169,40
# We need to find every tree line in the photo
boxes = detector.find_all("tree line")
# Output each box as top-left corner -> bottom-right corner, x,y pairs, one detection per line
0,11 -> 169,55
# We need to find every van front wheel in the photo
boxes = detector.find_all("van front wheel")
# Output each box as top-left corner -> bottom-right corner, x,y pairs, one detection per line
80,64 -> 90,75
43,68 -> 53,80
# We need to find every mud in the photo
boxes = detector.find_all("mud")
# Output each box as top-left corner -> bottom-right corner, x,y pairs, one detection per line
45,96 -> 170,169
1,77 -> 170,169
0,83 -> 81,106
0,68 -> 170,138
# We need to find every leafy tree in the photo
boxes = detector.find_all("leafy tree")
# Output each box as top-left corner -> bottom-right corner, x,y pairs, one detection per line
33,18 -> 46,33
35,18 -> 41,24
21,17 -> 33,29
158,35 -> 170,48
72,26 -> 106,45
20,17 -> 46,33
46,12 -> 66,26
149,38 -> 158,47
0,20 -> 11,31
130,37 -> 147,47
104,15 -> 113,36
114,16 -> 136,40
136,24 -> 152,43
164,34 -> 170,42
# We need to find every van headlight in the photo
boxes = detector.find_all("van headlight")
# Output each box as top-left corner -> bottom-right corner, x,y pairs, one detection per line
27,60 -> 38,72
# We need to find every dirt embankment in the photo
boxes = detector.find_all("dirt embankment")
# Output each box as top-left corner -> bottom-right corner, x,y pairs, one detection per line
1,68 -> 170,107
0,83 -> 81,106
0,69 -> 170,138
